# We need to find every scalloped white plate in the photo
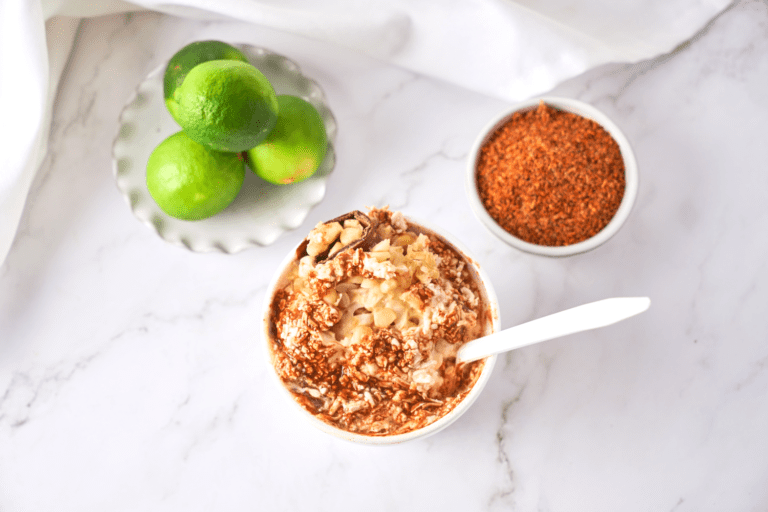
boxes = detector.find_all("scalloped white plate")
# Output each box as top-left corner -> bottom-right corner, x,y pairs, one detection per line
112,44 -> 337,253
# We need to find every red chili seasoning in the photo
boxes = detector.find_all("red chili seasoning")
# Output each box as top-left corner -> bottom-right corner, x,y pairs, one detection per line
476,102 -> 625,247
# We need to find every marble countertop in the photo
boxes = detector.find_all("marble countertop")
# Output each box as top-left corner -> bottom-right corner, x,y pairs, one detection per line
2,3 -> 768,511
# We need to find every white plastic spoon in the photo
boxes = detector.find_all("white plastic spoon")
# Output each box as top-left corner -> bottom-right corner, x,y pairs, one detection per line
456,297 -> 651,364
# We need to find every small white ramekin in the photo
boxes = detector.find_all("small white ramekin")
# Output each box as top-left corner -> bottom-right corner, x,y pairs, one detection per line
262,215 -> 500,445
466,96 -> 638,257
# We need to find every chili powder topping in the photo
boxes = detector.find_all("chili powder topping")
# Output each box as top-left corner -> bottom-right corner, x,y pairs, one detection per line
476,102 -> 625,247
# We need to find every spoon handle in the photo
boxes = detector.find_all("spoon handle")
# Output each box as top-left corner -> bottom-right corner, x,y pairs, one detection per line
456,297 -> 651,364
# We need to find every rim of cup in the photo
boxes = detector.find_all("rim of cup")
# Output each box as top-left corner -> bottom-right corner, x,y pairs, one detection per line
466,96 -> 638,257
261,215 -> 500,445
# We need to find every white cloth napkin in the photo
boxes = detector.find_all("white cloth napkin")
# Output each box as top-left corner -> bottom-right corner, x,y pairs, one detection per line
0,0 -> 729,265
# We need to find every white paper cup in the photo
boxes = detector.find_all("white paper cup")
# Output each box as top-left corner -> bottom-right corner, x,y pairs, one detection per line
262,215 -> 500,444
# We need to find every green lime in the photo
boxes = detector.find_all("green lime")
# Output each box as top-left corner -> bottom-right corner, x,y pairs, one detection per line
163,40 -> 249,123
245,95 -> 328,185
146,131 -> 246,220
173,60 -> 279,152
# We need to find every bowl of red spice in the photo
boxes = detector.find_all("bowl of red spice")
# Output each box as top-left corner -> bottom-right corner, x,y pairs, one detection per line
467,97 -> 638,257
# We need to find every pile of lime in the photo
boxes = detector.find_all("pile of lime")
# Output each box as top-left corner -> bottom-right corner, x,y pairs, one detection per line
147,40 -> 328,221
